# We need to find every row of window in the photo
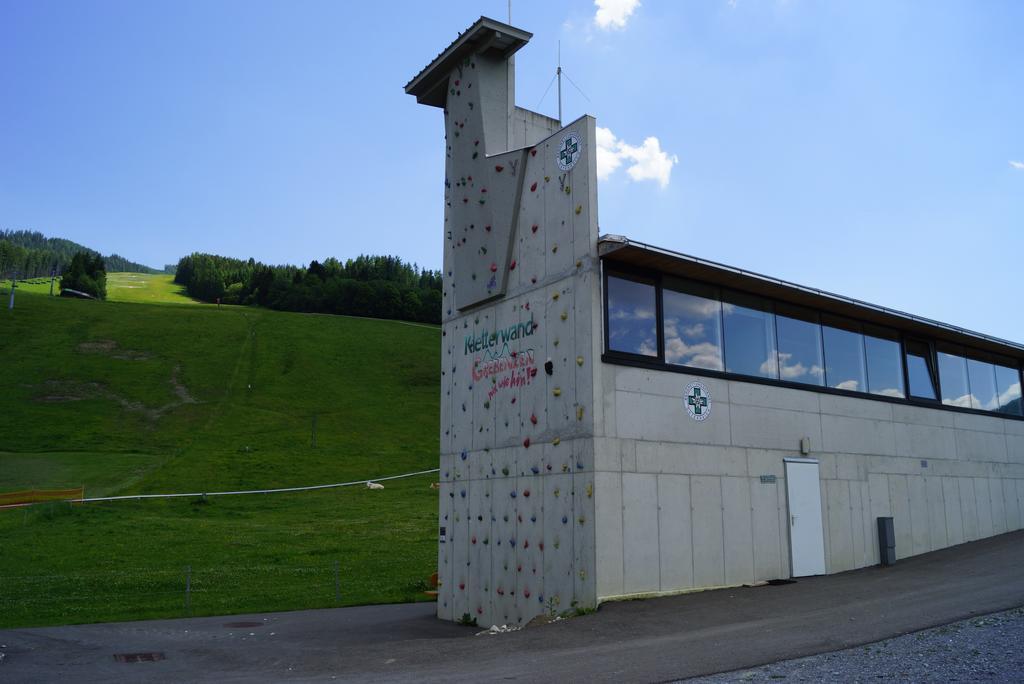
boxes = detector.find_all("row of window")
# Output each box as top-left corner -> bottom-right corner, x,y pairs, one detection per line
605,272 -> 1024,417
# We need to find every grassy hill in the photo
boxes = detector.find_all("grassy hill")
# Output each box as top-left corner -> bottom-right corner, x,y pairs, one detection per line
0,278 -> 440,628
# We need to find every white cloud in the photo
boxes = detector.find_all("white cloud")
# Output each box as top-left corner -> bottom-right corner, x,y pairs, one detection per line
596,126 -> 679,188
1010,161 -> 1024,170
594,0 -> 640,30
835,379 -> 860,392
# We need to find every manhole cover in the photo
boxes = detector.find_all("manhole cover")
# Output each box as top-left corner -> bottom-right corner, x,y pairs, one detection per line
114,652 -> 165,663
223,621 -> 263,628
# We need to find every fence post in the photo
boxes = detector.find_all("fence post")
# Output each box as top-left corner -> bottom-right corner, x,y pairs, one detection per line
334,560 -> 340,603
185,565 -> 192,616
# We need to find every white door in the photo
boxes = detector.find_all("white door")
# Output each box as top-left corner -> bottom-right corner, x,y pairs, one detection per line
784,458 -> 826,577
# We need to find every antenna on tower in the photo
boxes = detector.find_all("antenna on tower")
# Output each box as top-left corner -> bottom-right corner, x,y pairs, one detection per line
557,41 -> 563,125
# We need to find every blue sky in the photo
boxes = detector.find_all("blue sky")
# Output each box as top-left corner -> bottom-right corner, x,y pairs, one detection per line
2,1 -> 1022,341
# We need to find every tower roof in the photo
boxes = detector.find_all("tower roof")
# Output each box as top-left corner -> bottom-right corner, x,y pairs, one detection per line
404,16 -> 532,108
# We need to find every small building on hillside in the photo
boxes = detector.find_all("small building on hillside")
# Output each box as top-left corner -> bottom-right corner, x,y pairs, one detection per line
405,16 -> 1024,627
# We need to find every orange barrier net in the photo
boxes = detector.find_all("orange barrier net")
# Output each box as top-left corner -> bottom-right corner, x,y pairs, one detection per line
0,487 -> 84,507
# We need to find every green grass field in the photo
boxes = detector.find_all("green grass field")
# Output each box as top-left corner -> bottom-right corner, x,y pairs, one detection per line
0,277 -> 441,628
10,272 -> 198,304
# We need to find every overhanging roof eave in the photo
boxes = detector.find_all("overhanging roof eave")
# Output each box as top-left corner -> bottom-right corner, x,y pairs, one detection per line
404,16 -> 532,108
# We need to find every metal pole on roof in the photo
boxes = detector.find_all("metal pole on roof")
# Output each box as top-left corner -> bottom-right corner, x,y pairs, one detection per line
557,41 -> 562,125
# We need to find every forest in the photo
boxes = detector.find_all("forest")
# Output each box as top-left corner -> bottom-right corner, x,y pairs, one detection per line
173,253 -> 442,324
0,230 -> 159,278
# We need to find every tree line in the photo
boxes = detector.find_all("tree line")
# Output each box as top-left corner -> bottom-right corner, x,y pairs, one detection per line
174,253 -> 443,324
0,230 -> 159,278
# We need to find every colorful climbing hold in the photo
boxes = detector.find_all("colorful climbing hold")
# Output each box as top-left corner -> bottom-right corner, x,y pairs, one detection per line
553,437 -> 561,446
531,224 -> 538,233
523,437 -> 531,448
530,413 -> 537,425
530,181 -> 538,192
576,356 -> 584,366
575,204 -> 582,214
553,387 -> 562,397
577,406 -> 585,421
510,259 -> 516,270
561,311 -> 568,321
495,165 -> 504,172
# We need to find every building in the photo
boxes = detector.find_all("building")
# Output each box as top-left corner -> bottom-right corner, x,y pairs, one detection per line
405,17 -> 1024,627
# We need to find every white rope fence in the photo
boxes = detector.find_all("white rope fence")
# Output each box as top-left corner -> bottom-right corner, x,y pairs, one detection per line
1,468 -> 440,508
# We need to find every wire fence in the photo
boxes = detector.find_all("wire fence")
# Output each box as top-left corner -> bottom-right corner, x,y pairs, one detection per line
0,561 -> 435,629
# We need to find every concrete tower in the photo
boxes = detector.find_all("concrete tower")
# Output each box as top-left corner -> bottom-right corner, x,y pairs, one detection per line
406,17 -> 602,626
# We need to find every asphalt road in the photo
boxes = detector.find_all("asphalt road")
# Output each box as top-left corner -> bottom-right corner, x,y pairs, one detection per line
2,530 -> 1022,683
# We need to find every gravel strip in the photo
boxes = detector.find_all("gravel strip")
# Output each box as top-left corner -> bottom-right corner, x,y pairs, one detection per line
688,606 -> 1024,683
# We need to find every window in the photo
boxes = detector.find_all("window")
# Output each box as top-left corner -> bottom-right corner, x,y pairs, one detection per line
994,365 -> 1023,416
663,278 -> 723,370
600,264 -> 1022,419
864,330 -> 905,398
966,358 -> 998,412
937,350 -> 970,408
775,305 -> 824,386
722,291 -> 777,379
606,274 -> 658,357
905,340 -> 937,400
822,318 -> 866,392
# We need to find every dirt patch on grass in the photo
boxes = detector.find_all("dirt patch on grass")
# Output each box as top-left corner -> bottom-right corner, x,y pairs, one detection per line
77,339 -> 152,361
33,365 -> 198,420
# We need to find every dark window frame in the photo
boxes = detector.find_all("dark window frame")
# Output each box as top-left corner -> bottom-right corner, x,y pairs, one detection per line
600,261 -> 1024,422
603,265 -> 663,363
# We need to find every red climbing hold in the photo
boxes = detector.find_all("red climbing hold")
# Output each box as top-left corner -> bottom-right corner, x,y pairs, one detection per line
531,224 -> 538,233
459,582 -> 465,590
530,149 -> 537,157
530,413 -> 537,425
471,535 -> 477,544
529,367 -> 538,377
495,165 -> 504,172
523,489 -> 530,497
510,259 -> 516,270
523,539 -> 529,548
490,263 -> 497,272
484,225 -> 491,232
530,182 -> 538,192
539,542 -> 544,551
481,188 -> 487,193
523,587 -> 531,598
454,80 -> 460,86
523,437 -> 531,448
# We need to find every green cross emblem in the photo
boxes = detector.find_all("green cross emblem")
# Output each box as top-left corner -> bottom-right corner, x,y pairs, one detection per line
687,387 -> 708,415
559,137 -> 578,167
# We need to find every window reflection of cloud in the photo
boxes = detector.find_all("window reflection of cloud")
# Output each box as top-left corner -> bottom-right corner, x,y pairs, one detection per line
875,388 -> 904,398
998,382 -> 1022,409
835,379 -> 860,391
610,306 -> 655,321
777,352 -> 824,381
665,297 -> 720,319
664,321 -> 723,370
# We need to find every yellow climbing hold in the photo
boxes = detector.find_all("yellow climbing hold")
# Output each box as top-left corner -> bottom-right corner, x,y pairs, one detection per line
577,406 -> 584,421
586,483 -> 593,498
576,356 -> 584,366
560,311 -> 568,321
575,204 -> 582,215
552,292 -> 560,301
565,186 -> 571,195
576,260 -> 582,268
551,244 -> 558,253
553,387 -> 561,397
553,437 -> 561,446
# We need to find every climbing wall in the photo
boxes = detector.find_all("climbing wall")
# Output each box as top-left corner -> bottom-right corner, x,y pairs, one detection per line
436,53 -> 600,627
